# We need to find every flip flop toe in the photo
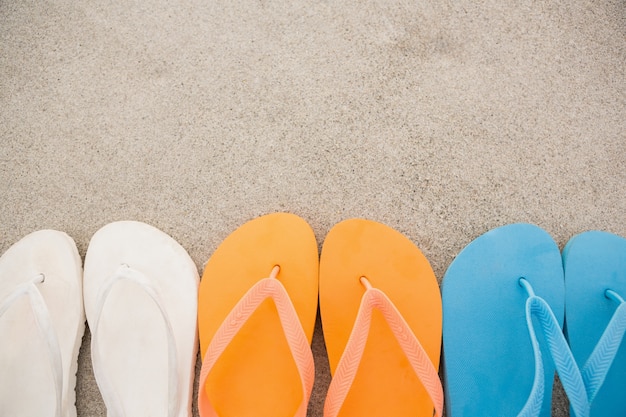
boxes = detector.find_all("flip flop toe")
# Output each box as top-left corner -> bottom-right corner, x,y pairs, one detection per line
564,231 -> 626,416
83,221 -> 199,417
0,230 -> 84,417
197,213 -> 318,417
320,219 -> 443,417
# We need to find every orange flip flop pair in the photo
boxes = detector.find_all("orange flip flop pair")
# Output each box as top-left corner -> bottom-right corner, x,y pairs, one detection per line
197,213 -> 443,417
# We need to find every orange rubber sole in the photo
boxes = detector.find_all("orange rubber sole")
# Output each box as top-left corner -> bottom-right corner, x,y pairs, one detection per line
198,213 -> 318,417
320,219 -> 442,417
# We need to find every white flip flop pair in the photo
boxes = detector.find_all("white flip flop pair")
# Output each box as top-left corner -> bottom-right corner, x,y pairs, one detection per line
0,221 -> 199,417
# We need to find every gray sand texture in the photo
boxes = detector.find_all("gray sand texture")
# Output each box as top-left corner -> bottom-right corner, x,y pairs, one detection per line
1,0 -> 624,416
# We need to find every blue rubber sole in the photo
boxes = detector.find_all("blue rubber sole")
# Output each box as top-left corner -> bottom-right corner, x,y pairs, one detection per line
563,231 -> 626,416
442,223 -> 564,417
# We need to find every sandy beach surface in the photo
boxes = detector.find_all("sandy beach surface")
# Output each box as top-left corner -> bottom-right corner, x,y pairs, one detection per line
1,1 -> 624,415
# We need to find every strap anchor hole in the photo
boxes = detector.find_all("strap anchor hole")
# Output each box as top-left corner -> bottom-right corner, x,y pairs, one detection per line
605,289 -> 625,304
269,265 -> 280,279
359,276 -> 373,290
518,277 -> 536,297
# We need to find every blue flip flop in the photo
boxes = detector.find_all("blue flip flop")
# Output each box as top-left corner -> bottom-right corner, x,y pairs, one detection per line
443,224 -> 574,417
563,231 -> 626,416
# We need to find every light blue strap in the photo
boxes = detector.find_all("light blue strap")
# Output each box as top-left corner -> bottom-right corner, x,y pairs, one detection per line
516,294 -> 545,417
518,279 -> 590,417
91,264 -> 180,417
0,275 -> 63,417
581,290 -> 626,403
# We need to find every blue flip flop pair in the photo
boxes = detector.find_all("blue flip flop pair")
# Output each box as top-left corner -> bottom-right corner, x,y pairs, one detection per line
442,224 -> 626,417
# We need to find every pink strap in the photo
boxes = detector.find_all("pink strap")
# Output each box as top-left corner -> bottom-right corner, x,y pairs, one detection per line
323,278 -> 444,417
198,267 -> 315,417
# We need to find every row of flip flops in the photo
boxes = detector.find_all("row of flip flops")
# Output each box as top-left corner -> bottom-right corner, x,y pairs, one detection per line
0,213 -> 624,417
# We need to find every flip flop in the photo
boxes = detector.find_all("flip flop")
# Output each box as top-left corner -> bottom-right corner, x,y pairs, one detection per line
442,223 -> 578,417
197,213 -> 318,417
319,219 -> 443,417
83,221 -> 199,417
0,230 -> 84,417
563,231 -> 626,416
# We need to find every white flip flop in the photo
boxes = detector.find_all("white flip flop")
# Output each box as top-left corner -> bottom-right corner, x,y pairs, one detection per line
83,221 -> 199,417
0,230 -> 84,417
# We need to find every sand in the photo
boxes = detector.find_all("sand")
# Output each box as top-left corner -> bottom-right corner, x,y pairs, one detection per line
1,0 -> 624,415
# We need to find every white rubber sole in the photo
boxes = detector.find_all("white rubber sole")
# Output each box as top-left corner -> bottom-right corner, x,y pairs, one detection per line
0,230 -> 85,417
84,221 -> 199,417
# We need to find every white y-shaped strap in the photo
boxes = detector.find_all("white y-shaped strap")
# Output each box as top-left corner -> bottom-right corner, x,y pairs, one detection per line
0,274 -> 63,417
90,265 -> 180,417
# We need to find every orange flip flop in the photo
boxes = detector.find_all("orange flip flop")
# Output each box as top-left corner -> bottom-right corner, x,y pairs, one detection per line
320,219 -> 443,417
197,213 -> 319,417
